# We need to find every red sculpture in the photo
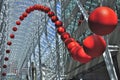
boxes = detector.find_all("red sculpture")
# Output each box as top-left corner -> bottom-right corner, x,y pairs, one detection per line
88,7 -> 118,35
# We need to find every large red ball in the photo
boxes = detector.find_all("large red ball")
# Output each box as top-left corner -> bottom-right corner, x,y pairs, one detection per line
4,57 -> 9,61
69,45 -> 82,61
61,32 -> 70,41
12,27 -> 17,31
44,7 -> 50,13
55,21 -> 63,27
16,20 -> 21,25
88,7 -> 118,35
2,72 -> 6,76
51,16 -> 58,22
48,11 -> 55,17
40,6 -> 46,11
25,7 -> 31,13
19,16 -> 24,21
7,41 -> 12,46
83,34 -> 106,58
76,47 -> 92,63
29,6 -> 34,11
10,34 -> 15,38
3,64 -> 7,68
57,26 -> 66,34
33,4 -> 41,10
22,12 -> 28,17
67,41 -> 79,50
64,38 -> 75,46
6,49 -> 10,53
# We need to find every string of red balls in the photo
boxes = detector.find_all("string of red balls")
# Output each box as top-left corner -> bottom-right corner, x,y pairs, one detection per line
2,4 -> 118,77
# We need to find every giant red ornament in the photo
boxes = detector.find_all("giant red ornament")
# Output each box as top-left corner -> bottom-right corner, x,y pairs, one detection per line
48,11 -> 55,17
22,12 -> 28,17
37,5 -> 43,11
2,72 -> 6,76
64,38 -> 75,46
40,6 -> 45,11
19,16 -> 24,21
76,47 -> 92,63
12,27 -> 17,31
16,20 -> 21,25
25,7 -> 31,13
88,6 -> 118,35
44,7 -> 50,13
4,57 -> 9,61
33,4 -> 41,10
67,41 -> 79,50
7,41 -> 12,46
51,16 -> 58,22
57,26 -> 66,34
69,45 -> 82,61
29,6 -> 34,11
10,34 -> 15,38
3,64 -> 7,68
61,32 -> 70,41
55,21 -> 63,27
6,49 -> 10,53
83,34 -> 106,58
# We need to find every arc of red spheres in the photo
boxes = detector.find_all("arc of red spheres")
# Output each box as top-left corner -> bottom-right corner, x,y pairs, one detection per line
2,4 -> 118,76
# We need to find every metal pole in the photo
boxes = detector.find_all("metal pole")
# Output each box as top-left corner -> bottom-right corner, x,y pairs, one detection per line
103,36 -> 118,80
56,34 -> 60,80
38,24 -> 42,80
75,0 -> 89,22
55,0 -> 61,80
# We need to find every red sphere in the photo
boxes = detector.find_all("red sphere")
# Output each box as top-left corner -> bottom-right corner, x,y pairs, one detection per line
48,11 -> 55,17
2,72 -> 6,76
6,49 -> 10,53
57,26 -> 66,34
40,6 -> 45,11
83,34 -> 106,58
19,16 -> 24,21
61,32 -> 70,41
25,7 -> 31,13
44,7 -> 50,13
55,21 -> 63,27
64,38 -> 75,46
29,6 -> 34,11
33,4 -> 41,10
51,16 -> 58,22
76,47 -> 92,63
12,27 -> 17,31
7,41 -> 12,46
10,34 -> 15,38
4,57 -> 9,61
16,20 -> 21,25
67,41 -> 79,50
88,6 -> 118,35
22,12 -> 28,17
69,45 -> 82,60
3,64 -> 7,68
